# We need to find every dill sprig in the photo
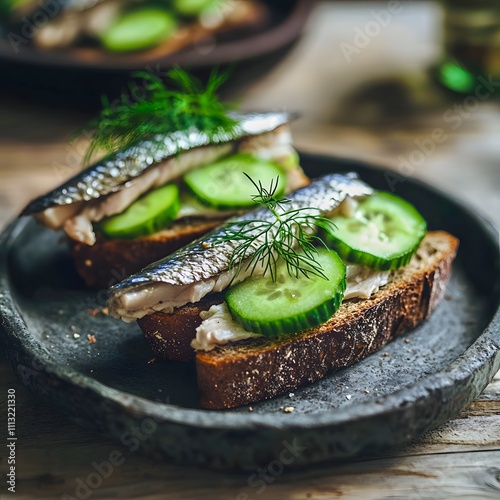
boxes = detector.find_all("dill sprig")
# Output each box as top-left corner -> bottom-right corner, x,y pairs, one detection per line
220,175 -> 337,282
81,68 -> 238,165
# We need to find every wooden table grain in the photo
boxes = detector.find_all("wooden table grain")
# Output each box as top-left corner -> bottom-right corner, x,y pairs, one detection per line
1,2 -> 499,499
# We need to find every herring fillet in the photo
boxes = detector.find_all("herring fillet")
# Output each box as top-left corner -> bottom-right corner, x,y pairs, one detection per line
21,112 -> 291,215
108,173 -> 374,320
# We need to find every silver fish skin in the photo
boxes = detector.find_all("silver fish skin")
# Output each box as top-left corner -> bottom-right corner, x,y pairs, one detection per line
21,112 -> 291,216
108,173 -> 374,320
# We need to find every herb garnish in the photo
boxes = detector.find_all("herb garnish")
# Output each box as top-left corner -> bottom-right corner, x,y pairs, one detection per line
220,175 -> 337,282
82,68 -> 238,165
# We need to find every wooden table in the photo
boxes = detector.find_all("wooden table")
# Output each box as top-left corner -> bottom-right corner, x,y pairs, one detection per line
1,2 -> 499,498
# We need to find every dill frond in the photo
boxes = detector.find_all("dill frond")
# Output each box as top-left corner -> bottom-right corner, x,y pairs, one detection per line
219,176 -> 337,282
81,68 -> 238,165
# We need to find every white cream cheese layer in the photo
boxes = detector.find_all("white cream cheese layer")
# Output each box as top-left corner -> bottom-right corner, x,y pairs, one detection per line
192,264 -> 390,351
191,303 -> 262,351
344,265 -> 390,300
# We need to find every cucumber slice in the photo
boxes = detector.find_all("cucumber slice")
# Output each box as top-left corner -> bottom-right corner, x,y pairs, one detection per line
173,0 -> 218,16
226,249 -> 346,338
183,153 -> 286,209
327,191 -> 427,270
98,184 -> 180,239
277,150 -> 300,171
101,9 -> 177,52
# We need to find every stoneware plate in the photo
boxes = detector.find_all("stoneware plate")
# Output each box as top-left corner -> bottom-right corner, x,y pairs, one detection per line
1,154 -> 499,470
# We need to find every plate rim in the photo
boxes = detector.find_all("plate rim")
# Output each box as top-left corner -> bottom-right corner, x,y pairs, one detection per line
1,153 -> 499,434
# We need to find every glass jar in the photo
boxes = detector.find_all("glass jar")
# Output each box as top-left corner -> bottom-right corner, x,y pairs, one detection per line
437,0 -> 500,94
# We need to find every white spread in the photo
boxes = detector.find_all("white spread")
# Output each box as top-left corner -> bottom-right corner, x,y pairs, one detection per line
191,303 -> 262,351
192,264 -> 390,351
344,265 -> 390,300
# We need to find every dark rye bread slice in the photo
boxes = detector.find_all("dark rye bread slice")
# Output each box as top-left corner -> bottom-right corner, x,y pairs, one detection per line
195,231 -> 459,409
72,219 -> 220,289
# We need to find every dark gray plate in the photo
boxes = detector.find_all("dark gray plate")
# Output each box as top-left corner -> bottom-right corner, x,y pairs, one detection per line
1,154 -> 499,470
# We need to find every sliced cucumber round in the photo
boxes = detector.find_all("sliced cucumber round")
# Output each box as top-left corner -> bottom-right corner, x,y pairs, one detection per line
101,9 -> 177,52
326,191 -> 427,270
173,0 -> 218,16
226,249 -> 346,338
98,184 -> 180,239
183,153 -> 286,209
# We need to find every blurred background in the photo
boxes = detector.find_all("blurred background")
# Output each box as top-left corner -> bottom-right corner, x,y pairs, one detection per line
0,2 -> 499,496
1,0 -> 499,233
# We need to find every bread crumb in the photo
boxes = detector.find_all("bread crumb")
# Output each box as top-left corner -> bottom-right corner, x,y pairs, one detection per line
73,333 -> 80,339
148,358 -> 157,364
289,393 -> 295,397
364,389 -> 370,394
87,334 -> 97,344
84,259 -> 92,267
346,395 -> 352,400
101,307 -> 109,316
248,407 -> 253,412
405,338 -> 411,344
283,406 -> 294,413
383,352 -> 390,357
86,308 -> 99,317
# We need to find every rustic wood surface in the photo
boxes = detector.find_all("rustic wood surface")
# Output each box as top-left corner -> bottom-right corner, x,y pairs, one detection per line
1,2 -> 500,499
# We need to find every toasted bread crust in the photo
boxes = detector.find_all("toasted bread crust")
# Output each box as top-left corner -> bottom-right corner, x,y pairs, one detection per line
195,231 -> 459,409
72,219 -> 220,289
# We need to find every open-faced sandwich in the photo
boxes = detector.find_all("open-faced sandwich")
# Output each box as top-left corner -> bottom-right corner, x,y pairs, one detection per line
107,172 -> 459,409
3,0 -> 268,56
21,70 -> 308,288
